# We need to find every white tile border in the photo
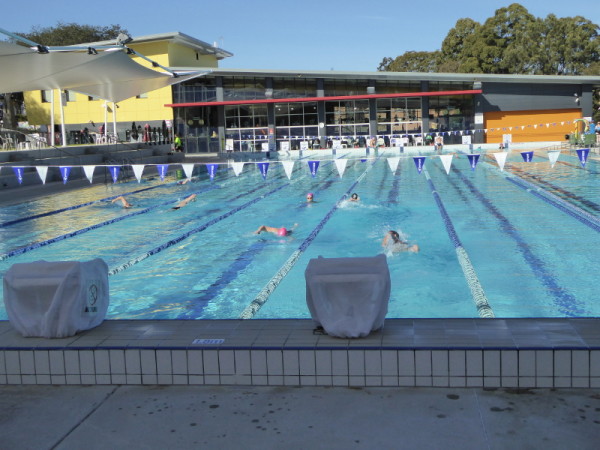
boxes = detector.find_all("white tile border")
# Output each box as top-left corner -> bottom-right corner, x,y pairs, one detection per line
0,347 -> 598,387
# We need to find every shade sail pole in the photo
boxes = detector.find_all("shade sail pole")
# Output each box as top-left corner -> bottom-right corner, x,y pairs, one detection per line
113,102 -> 118,141
58,91 -> 67,147
50,90 -> 55,147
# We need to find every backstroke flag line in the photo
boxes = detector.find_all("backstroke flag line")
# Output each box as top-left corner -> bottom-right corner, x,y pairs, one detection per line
520,151 -> 534,162
83,165 -> 96,183
387,157 -> 400,174
308,160 -> 320,178
157,164 -> 168,181
576,148 -> 590,167
206,163 -> 218,181
413,156 -> 426,174
257,162 -> 269,180
439,154 -> 453,174
334,158 -> 347,177
109,166 -> 120,183
59,166 -> 71,184
12,167 -> 23,184
467,154 -> 480,171
181,163 -> 194,180
231,162 -> 245,176
7,150 -> 588,188
282,160 -> 295,179
36,166 -> 48,184
547,151 -> 560,168
493,152 -> 508,171
131,164 -> 144,183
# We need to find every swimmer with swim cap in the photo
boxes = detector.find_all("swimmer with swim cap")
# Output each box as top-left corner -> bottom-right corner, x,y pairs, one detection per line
382,230 -> 419,253
306,193 -> 314,202
349,193 -> 359,202
254,224 -> 298,237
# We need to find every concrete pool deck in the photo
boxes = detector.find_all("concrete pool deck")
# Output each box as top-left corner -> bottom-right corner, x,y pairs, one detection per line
2,383 -> 599,449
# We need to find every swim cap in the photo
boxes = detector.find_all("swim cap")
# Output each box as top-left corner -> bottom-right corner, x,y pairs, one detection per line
277,227 -> 287,236
307,193 -> 313,198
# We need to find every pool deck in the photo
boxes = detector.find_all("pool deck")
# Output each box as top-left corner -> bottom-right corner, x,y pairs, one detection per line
1,148 -> 600,448
1,318 -> 600,449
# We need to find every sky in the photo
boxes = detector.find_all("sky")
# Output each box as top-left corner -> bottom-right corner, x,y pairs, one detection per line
2,0 -> 599,72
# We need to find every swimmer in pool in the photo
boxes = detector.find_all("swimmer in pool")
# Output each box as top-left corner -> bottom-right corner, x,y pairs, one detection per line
382,230 -> 419,253
349,193 -> 360,202
306,192 -> 315,203
112,195 -> 133,209
171,193 -> 196,210
254,223 -> 298,236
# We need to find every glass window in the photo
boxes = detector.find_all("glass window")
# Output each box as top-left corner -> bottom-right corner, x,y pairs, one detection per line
64,90 -> 76,102
41,90 -> 52,103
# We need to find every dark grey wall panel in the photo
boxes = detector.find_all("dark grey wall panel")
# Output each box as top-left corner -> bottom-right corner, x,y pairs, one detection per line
481,83 -> 581,112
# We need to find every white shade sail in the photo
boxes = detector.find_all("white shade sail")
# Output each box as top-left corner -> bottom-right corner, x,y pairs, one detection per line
0,41 -> 203,102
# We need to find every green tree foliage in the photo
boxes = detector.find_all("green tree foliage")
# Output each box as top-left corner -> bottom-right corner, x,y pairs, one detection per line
378,3 -> 599,76
378,51 -> 441,73
16,22 -> 128,46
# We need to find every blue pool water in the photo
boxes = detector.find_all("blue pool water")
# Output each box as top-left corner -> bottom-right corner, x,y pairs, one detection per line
1,147 -> 599,320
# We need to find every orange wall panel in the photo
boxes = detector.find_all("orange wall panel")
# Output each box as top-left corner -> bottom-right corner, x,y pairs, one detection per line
484,109 -> 581,143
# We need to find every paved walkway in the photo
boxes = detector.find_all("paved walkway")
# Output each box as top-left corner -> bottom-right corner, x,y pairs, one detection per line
1,385 -> 599,449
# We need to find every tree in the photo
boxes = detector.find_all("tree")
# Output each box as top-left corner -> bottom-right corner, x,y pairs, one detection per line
378,3 -> 600,76
16,22 -> 128,46
378,51 -> 441,73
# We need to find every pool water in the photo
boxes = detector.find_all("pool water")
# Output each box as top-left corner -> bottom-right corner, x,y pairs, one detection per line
1,147 -> 599,320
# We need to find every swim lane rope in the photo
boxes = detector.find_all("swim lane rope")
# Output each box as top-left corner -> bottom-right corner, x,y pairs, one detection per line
423,166 -> 495,318
0,184 -> 162,228
0,185 -> 219,262
239,157 -> 378,319
108,183 -> 289,276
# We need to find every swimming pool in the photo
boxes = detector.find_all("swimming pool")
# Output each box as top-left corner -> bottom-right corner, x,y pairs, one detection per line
1,145 -> 599,320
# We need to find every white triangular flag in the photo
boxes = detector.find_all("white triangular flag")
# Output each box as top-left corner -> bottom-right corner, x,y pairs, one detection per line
387,157 -> 400,174
83,165 -> 96,183
547,150 -> 561,168
181,163 -> 194,180
231,162 -> 245,176
281,160 -> 295,179
438,154 -> 453,175
35,166 -> 48,184
131,164 -> 145,183
493,152 -> 508,171
334,158 -> 348,178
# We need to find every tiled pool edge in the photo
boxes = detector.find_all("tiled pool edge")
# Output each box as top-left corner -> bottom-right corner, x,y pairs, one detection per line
1,318 -> 599,388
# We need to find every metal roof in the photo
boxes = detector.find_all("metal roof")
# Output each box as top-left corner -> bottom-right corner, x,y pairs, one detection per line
82,31 -> 233,60
169,66 -> 600,86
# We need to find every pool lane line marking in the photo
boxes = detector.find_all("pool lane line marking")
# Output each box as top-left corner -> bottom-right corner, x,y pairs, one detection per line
423,166 -> 495,318
0,184 -> 164,229
0,185 -> 220,262
479,155 -> 600,233
239,157 -> 379,319
505,173 -> 600,233
503,164 -> 600,217
108,183 -> 290,276
447,165 -> 586,317
181,240 -> 270,318
177,157 -> 347,317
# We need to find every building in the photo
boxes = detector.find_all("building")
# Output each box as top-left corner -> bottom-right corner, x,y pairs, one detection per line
22,31 -> 600,152
167,70 -> 600,153
22,32 -> 232,144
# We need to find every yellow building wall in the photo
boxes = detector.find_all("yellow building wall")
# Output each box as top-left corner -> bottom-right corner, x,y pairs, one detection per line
23,39 -> 219,128
167,43 -> 218,68
484,109 -> 581,143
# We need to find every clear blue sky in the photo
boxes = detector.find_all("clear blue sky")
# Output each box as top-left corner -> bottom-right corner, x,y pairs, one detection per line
2,0 -> 599,72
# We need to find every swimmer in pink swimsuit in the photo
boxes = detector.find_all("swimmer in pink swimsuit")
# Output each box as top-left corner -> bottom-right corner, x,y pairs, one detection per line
254,224 -> 297,236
